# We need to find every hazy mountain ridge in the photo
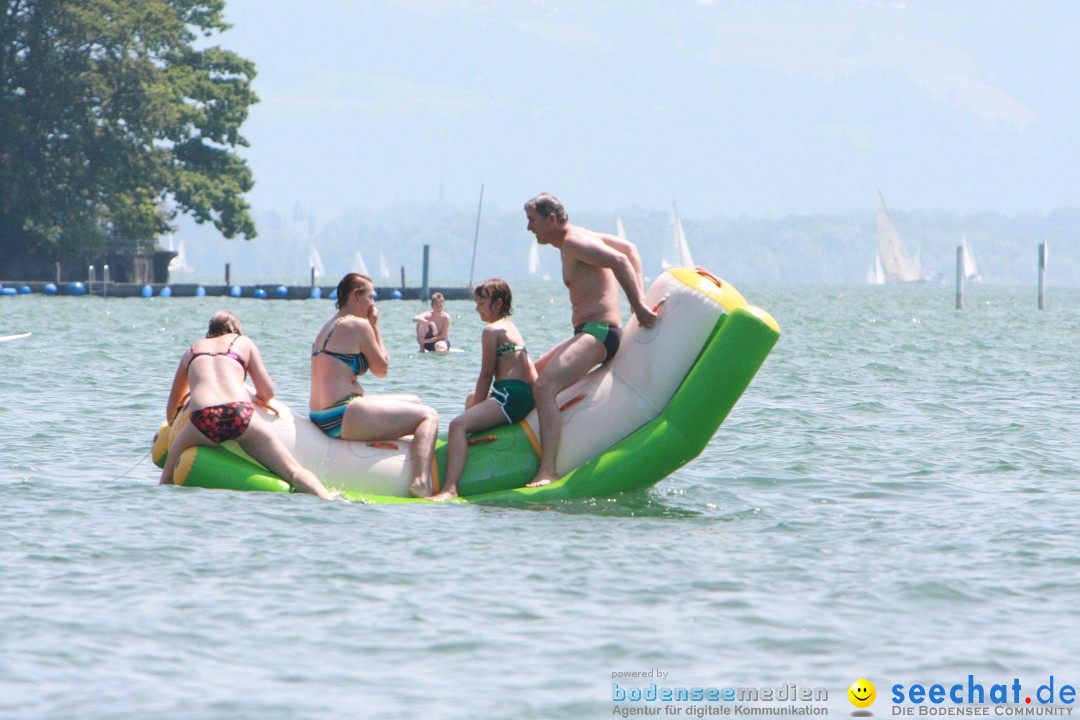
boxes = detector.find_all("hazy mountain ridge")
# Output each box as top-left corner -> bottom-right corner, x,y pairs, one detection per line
169,204 -> 1080,287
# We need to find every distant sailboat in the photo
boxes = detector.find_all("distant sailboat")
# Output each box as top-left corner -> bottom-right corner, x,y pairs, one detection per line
167,235 -> 194,273
354,251 -> 370,277
527,242 -> 550,281
661,203 -> 694,270
309,243 -> 326,279
378,251 -> 390,280
960,235 -> 982,282
867,252 -> 885,285
615,215 -> 628,241
874,192 -> 925,283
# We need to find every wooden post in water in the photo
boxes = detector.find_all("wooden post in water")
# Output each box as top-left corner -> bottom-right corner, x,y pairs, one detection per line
421,244 -> 430,302
400,266 -> 406,291
55,261 -> 61,283
103,264 -> 110,298
310,266 -> 315,287
1038,242 -> 1048,310
225,263 -> 231,286
955,246 -> 964,309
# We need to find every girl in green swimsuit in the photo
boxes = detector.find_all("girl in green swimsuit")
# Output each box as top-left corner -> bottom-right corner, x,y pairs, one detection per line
432,279 -> 537,501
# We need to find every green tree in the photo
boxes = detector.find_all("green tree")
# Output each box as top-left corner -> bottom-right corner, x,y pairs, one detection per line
0,0 -> 257,276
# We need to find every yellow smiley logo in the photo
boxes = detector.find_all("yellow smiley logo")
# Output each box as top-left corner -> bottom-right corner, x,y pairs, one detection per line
848,679 -> 876,708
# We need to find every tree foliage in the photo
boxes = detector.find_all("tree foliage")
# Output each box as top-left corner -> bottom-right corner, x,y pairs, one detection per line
0,0 -> 257,273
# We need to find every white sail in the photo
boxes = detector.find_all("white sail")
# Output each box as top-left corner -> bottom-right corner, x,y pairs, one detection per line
309,243 -> 326,279
354,251 -> 370,277
961,235 -> 981,282
661,203 -> 694,270
168,237 -> 194,273
867,251 -> 885,285
875,192 -> 923,283
528,243 -> 540,275
615,215 -> 628,240
527,242 -> 550,280
378,251 -> 390,279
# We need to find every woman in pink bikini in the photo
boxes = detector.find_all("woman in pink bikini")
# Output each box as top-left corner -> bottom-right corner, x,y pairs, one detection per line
159,310 -> 331,499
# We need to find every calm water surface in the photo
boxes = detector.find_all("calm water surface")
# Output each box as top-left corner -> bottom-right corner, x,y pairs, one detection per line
2,281 -> 1079,719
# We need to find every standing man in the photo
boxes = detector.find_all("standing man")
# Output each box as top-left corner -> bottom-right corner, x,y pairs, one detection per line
524,193 -> 658,488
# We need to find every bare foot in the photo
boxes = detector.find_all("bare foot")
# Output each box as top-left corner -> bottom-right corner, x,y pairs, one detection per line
526,473 -> 558,488
409,479 -> 433,498
431,490 -> 457,502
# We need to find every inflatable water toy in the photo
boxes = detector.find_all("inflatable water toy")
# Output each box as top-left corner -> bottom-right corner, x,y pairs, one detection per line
151,267 -> 780,504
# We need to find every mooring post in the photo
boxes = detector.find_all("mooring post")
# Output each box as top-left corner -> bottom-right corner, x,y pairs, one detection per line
955,246 -> 964,310
310,266 -> 315,287
400,266 -> 406,291
225,263 -> 231,287
1038,242 -> 1047,310
103,264 -> 110,298
421,244 -> 430,302
55,261 -> 61,283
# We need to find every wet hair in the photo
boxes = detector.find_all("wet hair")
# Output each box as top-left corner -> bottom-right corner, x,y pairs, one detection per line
524,193 -> 568,223
430,292 -> 445,306
475,278 -> 513,318
206,310 -> 242,338
335,272 -> 374,310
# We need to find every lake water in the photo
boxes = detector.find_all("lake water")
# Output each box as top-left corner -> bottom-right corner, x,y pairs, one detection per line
2,280 -> 1079,719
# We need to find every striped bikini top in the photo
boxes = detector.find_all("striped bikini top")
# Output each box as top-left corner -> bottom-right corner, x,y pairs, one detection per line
312,318 -> 369,376
496,343 -> 527,356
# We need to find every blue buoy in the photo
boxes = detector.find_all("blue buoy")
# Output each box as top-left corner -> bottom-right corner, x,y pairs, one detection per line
195,286 -> 206,297
19,285 -> 31,294
372,290 -> 379,300
229,285 -> 241,298
310,287 -> 322,299
275,285 -> 288,299
44,283 -> 57,295
68,281 -> 87,296
0,287 -> 16,296
253,288 -> 267,299
159,286 -> 172,298
328,288 -> 338,301
391,289 -> 403,299
140,285 -> 153,298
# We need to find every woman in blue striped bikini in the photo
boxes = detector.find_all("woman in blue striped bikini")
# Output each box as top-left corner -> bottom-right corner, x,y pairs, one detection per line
309,273 -> 439,497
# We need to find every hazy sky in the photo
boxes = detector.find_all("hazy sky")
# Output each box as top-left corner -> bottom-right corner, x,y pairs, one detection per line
215,0 -> 1080,223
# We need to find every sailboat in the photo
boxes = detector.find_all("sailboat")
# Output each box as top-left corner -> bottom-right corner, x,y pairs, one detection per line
378,251 -> 390,280
874,192 -> 926,283
354,251 -> 370,277
960,235 -> 982,282
615,215 -> 628,241
866,252 -> 885,285
661,203 -> 694,270
527,242 -> 550,281
309,243 -> 326,279
167,235 -> 194,273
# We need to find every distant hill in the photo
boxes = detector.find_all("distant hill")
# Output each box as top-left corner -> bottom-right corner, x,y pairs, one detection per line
167,204 -> 1080,287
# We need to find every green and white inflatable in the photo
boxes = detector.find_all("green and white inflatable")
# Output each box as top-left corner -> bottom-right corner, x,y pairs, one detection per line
152,268 -> 780,505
